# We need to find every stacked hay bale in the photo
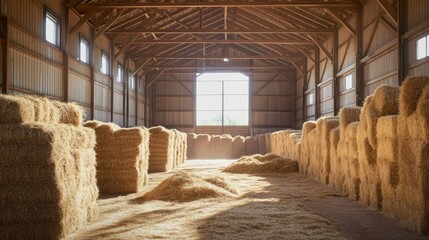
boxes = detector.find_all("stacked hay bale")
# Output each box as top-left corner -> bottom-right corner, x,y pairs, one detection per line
84,121 -> 149,193
376,115 -> 399,217
265,133 -> 272,153
329,127 -> 341,188
394,76 -> 429,233
231,135 -> 246,158
0,94 -> 98,239
283,130 -> 302,162
210,135 -> 234,159
171,130 -> 187,166
257,134 -> 267,154
306,128 -> 319,179
319,117 -> 340,184
244,136 -> 259,155
337,107 -> 361,199
299,121 -> 316,175
148,126 -> 175,172
358,85 -> 400,209
270,131 -> 282,156
186,133 -> 196,159
194,134 -> 212,159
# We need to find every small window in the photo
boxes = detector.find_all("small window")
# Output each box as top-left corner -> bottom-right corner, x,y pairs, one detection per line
117,64 -> 123,83
101,52 -> 109,75
44,9 -> 60,46
345,74 -> 353,90
79,36 -> 89,63
129,75 -> 135,89
417,35 -> 429,60
308,93 -> 314,105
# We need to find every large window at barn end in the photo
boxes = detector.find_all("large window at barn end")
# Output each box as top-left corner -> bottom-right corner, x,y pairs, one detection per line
44,8 -> 60,46
196,72 -> 249,126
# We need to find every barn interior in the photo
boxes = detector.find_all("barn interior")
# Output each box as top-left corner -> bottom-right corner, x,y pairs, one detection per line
1,0 -> 429,239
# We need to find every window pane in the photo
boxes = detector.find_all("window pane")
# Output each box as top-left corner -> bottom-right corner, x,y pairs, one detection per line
345,75 -> 353,90
80,40 -> 88,63
417,37 -> 426,60
196,95 -> 222,110
224,81 -> 249,94
117,66 -> 123,82
197,82 -> 222,94
197,111 -> 222,125
101,55 -> 108,74
224,95 -> 249,110
45,15 -> 57,45
427,36 -> 429,57
224,111 -> 248,125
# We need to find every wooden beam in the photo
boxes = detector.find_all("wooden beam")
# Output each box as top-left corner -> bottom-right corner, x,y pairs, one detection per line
69,8 -> 98,34
141,65 -> 294,70
130,59 -> 151,77
110,42 -> 115,122
333,29 -> 339,115
123,58 -> 129,126
302,59 -> 307,122
107,28 -> 335,34
397,0 -> 405,85
379,15 -> 397,35
95,9 -> 125,39
129,39 -> 314,45
63,6 -> 69,101
325,8 -> 356,37
114,34 -> 141,59
291,62 -> 304,75
67,0 -> 85,8
77,2 -> 358,9
253,72 -> 282,95
1,0 -> 8,94
147,69 -> 167,88
315,47 -> 320,118
134,55 -> 303,60
376,0 -> 398,24
169,74 -> 194,96
307,35 -> 333,62
355,2 -> 364,106
89,27 -> 95,119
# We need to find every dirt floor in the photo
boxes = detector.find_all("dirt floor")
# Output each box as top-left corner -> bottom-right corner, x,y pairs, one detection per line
68,160 -> 429,240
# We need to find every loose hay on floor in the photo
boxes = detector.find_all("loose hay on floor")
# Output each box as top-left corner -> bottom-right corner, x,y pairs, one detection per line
223,153 -> 298,174
136,172 -> 238,202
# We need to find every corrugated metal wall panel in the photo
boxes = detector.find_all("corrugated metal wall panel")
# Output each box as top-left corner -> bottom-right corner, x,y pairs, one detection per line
113,113 -> 123,126
252,96 -> 293,111
94,109 -> 110,122
69,73 -> 91,105
94,84 -> 111,109
95,72 -> 111,87
10,48 -> 63,98
113,92 -> 124,114
408,0 -> 429,30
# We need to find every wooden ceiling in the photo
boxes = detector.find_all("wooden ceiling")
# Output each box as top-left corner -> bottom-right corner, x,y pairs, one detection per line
70,0 -> 359,73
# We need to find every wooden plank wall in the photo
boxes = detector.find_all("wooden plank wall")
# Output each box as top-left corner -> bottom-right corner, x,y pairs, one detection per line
298,0 -> 429,127
1,0 -> 145,127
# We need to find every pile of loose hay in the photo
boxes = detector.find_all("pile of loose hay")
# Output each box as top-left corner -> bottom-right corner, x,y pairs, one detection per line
84,121 -> 149,194
223,153 -> 298,174
0,94 -> 98,239
138,172 -> 238,202
148,127 -> 187,172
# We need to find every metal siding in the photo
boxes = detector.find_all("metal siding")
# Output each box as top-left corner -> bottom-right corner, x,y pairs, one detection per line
69,73 -> 91,105
408,0 -> 429,30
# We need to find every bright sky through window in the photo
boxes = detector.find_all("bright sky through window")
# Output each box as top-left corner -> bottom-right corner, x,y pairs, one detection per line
79,38 -> 89,63
45,13 -> 58,45
196,72 -> 249,126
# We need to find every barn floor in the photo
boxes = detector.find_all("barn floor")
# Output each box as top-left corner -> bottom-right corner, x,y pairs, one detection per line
68,160 -> 428,240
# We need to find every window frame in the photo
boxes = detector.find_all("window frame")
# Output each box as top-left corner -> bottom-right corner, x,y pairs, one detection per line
129,74 -> 136,90
44,7 -> 60,47
78,34 -> 89,64
417,35 -> 429,60
100,51 -> 110,75
345,74 -> 353,90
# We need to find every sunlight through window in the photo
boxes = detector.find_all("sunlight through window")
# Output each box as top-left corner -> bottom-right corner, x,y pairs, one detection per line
196,72 -> 249,126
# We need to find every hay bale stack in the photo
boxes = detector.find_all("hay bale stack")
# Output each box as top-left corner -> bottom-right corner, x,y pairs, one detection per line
394,76 -> 429,234
0,94 -> 98,239
265,133 -> 272,153
148,126 -> 175,172
300,121 -> 317,175
358,85 -> 400,209
84,121 -> 149,193
329,127 -> 341,189
244,136 -> 259,155
284,131 -> 302,162
232,136 -> 246,158
376,116 -> 399,218
171,130 -> 187,167
258,134 -> 267,154
337,107 -> 361,199
186,133 -> 196,160
210,135 -> 233,159
223,153 -> 298,174
270,131 -> 282,156
194,134 -> 212,159
306,128 -> 319,179
320,118 -> 340,184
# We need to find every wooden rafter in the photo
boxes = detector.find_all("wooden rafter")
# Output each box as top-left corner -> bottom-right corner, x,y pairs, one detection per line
127,39 -> 314,45
95,9 -> 125,39
325,8 -> 356,37
69,8 -> 98,34
376,0 -> 398,25
307,35 -> 333,63
107,28 -> 335,34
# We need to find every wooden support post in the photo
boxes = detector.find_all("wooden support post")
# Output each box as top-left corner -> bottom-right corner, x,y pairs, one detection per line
144,71 -> 149,126
355,2 -> 364,106
135,71 -> 139,126
333,29 -> 339,115
110,42 -> 115,122
302,60 -> 307,122
1,0 -> 8,94
315,47 -> 320,118
62,6 -> 69,102
123,57 -> 129,127
397,0 -> 406,85
292,68 -> 297,128
89,27 -> 95,119
249,60 -> 253,136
